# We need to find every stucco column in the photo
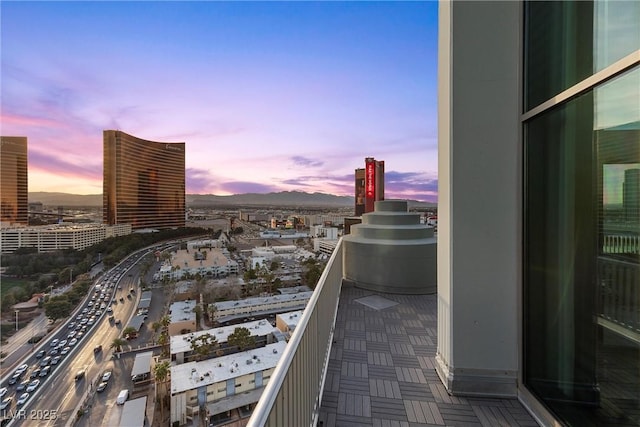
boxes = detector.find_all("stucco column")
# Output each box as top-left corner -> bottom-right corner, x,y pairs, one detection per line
436,0 -> 521,397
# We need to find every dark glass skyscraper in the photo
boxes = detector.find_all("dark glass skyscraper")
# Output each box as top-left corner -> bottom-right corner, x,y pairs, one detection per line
103,130 -> 185,230
0,136 -> 28,226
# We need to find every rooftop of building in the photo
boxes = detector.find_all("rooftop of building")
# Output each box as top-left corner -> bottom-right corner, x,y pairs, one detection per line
276,310 -> 304,329
317,282 -> 539,427
169,300 -> 197,323
214,291 -> 314,311
170,248 -> 237,270
170,319 -> 278,355
170,341 -> 287,395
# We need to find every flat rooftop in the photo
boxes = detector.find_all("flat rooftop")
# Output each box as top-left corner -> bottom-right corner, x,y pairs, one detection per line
215,291 -> 313,311
171,341 -> 287,395
171,248 -> 236,270
276,310 -> 304,330
170,319 -> 277,355
169,300 -> 196,323
318,282 -> 539,426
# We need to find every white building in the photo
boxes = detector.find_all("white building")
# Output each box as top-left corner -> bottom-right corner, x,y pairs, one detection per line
168,300 -> 197,336
170,319 -> 280,364
155,248 -> 239,281
170,341 -> 287,426
0,223 -> 131,253
212,292 -> 313,322
275,310 -> 304,339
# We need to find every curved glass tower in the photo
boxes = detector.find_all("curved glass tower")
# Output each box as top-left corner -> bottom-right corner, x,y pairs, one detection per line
103,130 -> 185,230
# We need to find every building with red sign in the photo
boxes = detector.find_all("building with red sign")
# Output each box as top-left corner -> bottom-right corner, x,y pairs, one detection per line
354,157 -> 384,215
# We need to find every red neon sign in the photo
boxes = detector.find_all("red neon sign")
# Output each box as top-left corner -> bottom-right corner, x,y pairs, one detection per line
365,160 -> 375,198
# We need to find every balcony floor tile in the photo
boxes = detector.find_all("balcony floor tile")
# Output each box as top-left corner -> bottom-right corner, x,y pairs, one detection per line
318,283 -> 539,427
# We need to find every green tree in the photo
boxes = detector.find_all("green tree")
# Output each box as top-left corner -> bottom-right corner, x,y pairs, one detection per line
110,337 -> 127,352
153,360 -> 171,423
44,298 -> 72,322
122,326 -> 137,338
157,333 -> 170,357
227,327 -> 256,351
190,333 -> 218,361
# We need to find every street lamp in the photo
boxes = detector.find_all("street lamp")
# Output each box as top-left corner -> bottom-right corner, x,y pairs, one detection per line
15,310 -> 19,331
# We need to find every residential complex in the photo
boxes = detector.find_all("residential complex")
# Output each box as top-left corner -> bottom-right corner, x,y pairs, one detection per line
0,136 -> 28,226
212,292 -> 313,323
103,130 -> 186,230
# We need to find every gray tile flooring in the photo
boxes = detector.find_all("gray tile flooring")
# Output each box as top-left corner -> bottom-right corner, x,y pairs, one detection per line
318,283 -> 540,427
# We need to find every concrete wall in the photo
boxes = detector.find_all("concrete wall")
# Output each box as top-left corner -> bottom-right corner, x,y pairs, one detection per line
436,0 -> 521,397
343,200 -> 437,294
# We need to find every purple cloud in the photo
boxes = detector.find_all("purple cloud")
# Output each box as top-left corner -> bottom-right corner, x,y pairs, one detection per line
290,156 -> 324,168
29,150 -> 102,181
186,168 -> 217,193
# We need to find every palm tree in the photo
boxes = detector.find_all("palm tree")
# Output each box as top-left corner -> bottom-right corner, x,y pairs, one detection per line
110,337 -> 127,353
157,333 -> 170,357
153,360 -> 171,424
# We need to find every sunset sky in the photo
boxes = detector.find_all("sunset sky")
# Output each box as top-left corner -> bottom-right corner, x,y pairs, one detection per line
1,1 -> 438,202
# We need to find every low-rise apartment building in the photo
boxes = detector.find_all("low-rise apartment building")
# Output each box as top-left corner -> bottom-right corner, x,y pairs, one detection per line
170,341 -> 287,426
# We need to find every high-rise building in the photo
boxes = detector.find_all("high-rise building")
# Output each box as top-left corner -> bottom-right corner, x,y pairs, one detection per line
0,136 -> 28,226
354,167 -> 365,216
362,157 -> 384,214
103,130 -> 185,230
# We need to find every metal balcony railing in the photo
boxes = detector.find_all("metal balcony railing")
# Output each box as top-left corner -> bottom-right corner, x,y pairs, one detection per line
247,239 -> 344,427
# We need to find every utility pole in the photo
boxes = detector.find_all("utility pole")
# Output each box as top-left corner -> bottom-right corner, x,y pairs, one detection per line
15,310 -> 19,331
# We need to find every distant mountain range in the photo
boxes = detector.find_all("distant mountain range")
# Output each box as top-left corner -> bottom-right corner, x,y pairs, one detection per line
28,191 -> 436,209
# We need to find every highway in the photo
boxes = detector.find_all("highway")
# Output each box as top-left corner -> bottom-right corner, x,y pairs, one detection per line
0,247 -> 161,427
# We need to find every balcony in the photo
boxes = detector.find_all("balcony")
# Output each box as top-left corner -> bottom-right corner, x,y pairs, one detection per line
249,239 -> 539,426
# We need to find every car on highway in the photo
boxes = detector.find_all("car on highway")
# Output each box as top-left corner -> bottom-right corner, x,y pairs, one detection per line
16,381 -> 29,392
69,338 -> 78,346
0,398 -> 12,410
39,366 -> 50,377
60,347 -> 71,356
0,388 -> 6,398
101,371 -> 112,382
35,350 -> 46,359
40,356 -> 52,367
8,372 -> 23,385
15,364 -> 28,375
26,380 -> 40,393
57,339 -> 68,348
96,382 -> 108,393
16,393 -> 29,406
50,356 -> 62,365
30,369 -> 41,379
50,339 -> 59,348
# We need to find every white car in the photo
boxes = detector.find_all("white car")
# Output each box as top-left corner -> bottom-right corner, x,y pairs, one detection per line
0,397 -> 12,410
0,387 -> 7,398
60,346 -> 71,355
15,364 -> 29,374
26,380 -> 40,393
57,339 -> 68,348
69,338 -> 78,346
101,371 -> 112,382
17,393 -> 30,406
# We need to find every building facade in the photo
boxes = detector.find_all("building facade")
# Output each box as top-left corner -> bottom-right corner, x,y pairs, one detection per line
437,1 -> 639,426
0,223 -> 131,253
362,157 -> 385,214
0,136 -> 28,226
103,130 -> 185,230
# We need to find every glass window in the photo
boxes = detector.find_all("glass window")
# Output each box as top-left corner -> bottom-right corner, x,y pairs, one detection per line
524,67 -> 639,426
525,1 -> 639,110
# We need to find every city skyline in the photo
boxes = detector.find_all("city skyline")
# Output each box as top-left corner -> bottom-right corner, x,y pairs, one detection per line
1,2 -> 439,202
